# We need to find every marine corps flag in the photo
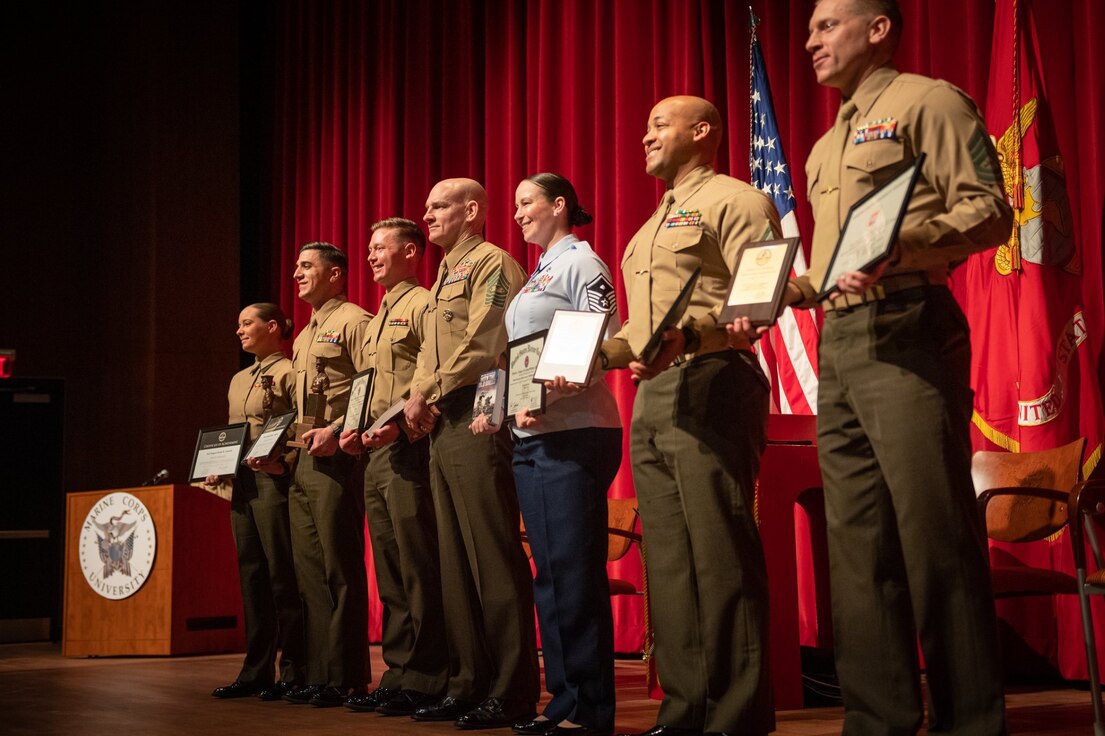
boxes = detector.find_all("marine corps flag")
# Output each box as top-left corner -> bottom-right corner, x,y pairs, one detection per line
963,0 -> 1103,476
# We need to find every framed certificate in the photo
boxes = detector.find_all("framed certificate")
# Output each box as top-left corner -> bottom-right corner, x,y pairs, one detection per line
532,310 -> 609,385
189,423 -> 249,482
718,238 -> 801,326
244,410 -> 296,461
507,330 -> 547,417
640,266 -> 701,364
817,153 -> 926,299
342,368 -> 374,434
365,398 -> 406,436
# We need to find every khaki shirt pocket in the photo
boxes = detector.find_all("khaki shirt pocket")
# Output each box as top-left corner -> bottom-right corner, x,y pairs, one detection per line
436,283 -> 469,334
844,139 -> 906,191
653,226 -> 707,297
309,341 -> 344,361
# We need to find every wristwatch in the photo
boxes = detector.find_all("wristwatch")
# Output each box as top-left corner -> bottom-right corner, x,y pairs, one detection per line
680,325 -> 701,355
330,423 -> 343,439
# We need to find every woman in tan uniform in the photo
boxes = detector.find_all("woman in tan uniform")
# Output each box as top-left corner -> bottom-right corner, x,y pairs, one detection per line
210,303 -> 306,701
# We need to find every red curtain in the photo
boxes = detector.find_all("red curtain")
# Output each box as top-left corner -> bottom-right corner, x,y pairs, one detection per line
266,0 -> 1105,662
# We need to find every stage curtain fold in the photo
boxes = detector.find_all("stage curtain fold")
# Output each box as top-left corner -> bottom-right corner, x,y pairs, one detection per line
263,0 -> 1105,666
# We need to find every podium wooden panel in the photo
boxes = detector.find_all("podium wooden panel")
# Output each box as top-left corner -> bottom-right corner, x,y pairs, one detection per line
62,484 -> 245,656
758,414 -> 825,710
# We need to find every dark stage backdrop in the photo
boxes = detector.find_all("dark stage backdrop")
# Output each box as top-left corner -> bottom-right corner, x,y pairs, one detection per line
261,0 -> 1105,661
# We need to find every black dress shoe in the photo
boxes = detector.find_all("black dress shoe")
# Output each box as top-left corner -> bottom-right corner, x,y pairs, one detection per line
513,717 -> 559,734
282,683 -> 323,704
412,695 -> 479,722
211,681 -> 265,699
455,697 -> 536,730
256,681 -> 294,701
345,686 -> 400,712
616,727 -> 702,736
376,689 -> 432,716
311,686 -> 357,707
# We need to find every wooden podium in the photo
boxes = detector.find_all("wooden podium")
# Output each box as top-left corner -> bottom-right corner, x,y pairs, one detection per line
62,484 -> 245,656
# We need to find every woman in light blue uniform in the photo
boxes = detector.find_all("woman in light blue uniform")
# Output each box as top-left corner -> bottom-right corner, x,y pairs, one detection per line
474,173 -> 622,736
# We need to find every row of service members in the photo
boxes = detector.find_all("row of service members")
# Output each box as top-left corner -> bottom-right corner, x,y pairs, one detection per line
214,2 -> 1014,733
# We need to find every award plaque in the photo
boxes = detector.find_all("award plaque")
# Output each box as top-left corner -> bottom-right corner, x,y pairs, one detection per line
507,330 -> 547,417
472,368 -> 506,426
532,310 -> 609,385
718,237 -> 801,326
289,356 -> 328,448
342,368 -> 374,434
640,266 -> 701,364
817,153 -> 926,299
189,423 -> 249,481
243,410 -> 296,461
366,398 -> 407,436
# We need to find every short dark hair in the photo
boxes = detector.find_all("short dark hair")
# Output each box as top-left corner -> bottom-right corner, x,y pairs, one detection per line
371,217 -> 426,255
525,172 -> 593,227
246,302 -> 294,339
851,0 -> 902,45
298,241 -> 348,271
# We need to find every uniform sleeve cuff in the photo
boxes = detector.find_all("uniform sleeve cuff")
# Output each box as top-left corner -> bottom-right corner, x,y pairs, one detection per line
600,337 -> 635,370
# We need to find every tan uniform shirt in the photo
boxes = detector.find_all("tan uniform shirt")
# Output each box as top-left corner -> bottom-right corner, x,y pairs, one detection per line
355,278 -> 432,420
412,234 -> 526,404
291,295 -> 374,424
604,165 -> 782,367
795,66 -> 1011,306
227,352 -> 296,439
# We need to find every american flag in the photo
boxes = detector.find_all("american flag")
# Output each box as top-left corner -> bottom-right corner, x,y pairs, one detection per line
749,20 -> 821,414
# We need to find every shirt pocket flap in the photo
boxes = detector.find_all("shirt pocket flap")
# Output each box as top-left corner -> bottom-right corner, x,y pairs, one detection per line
311,342 -> 344,359
655,226 -> 704,253
845,139 -> 905,174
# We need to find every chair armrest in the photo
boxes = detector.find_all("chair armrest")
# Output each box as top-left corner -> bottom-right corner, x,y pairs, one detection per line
1069,478 -> 1105,571
978,486 -> 1069,543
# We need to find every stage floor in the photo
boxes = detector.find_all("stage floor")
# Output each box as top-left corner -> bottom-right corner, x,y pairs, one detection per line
0,643 -> 1096,735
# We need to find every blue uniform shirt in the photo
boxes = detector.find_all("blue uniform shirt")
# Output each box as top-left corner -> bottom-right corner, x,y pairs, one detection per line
505,234 -> 622,437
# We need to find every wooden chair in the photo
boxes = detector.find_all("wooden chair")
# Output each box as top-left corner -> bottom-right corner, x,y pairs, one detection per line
973,437 -> 1105,734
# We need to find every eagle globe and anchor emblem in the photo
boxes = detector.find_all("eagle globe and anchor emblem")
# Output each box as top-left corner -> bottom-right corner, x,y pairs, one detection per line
78,492 -> 157,600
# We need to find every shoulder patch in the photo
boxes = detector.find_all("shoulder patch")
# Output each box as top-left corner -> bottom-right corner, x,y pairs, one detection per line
968,128 -> 999,186
585,273 -> 617,314
485,267 -> 509,308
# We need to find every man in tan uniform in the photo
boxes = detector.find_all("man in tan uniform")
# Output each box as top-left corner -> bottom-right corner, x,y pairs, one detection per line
403,178 -> 539,728
282,242 -> 374,708
732,2 -> 1010,733
602,96 -> 780,736
338,218 -> 447,715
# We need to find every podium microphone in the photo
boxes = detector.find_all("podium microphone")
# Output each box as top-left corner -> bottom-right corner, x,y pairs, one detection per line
141,469 -> 170,486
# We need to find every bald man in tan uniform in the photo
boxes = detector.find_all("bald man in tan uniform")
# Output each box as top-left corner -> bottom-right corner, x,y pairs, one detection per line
731,2 -> 1010,733
404,179 -> 539,729
339,218 -> 447,716
602,97 -> 780,736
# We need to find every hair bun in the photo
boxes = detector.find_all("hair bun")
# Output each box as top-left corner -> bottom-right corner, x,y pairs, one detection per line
570,206 -> 593,227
